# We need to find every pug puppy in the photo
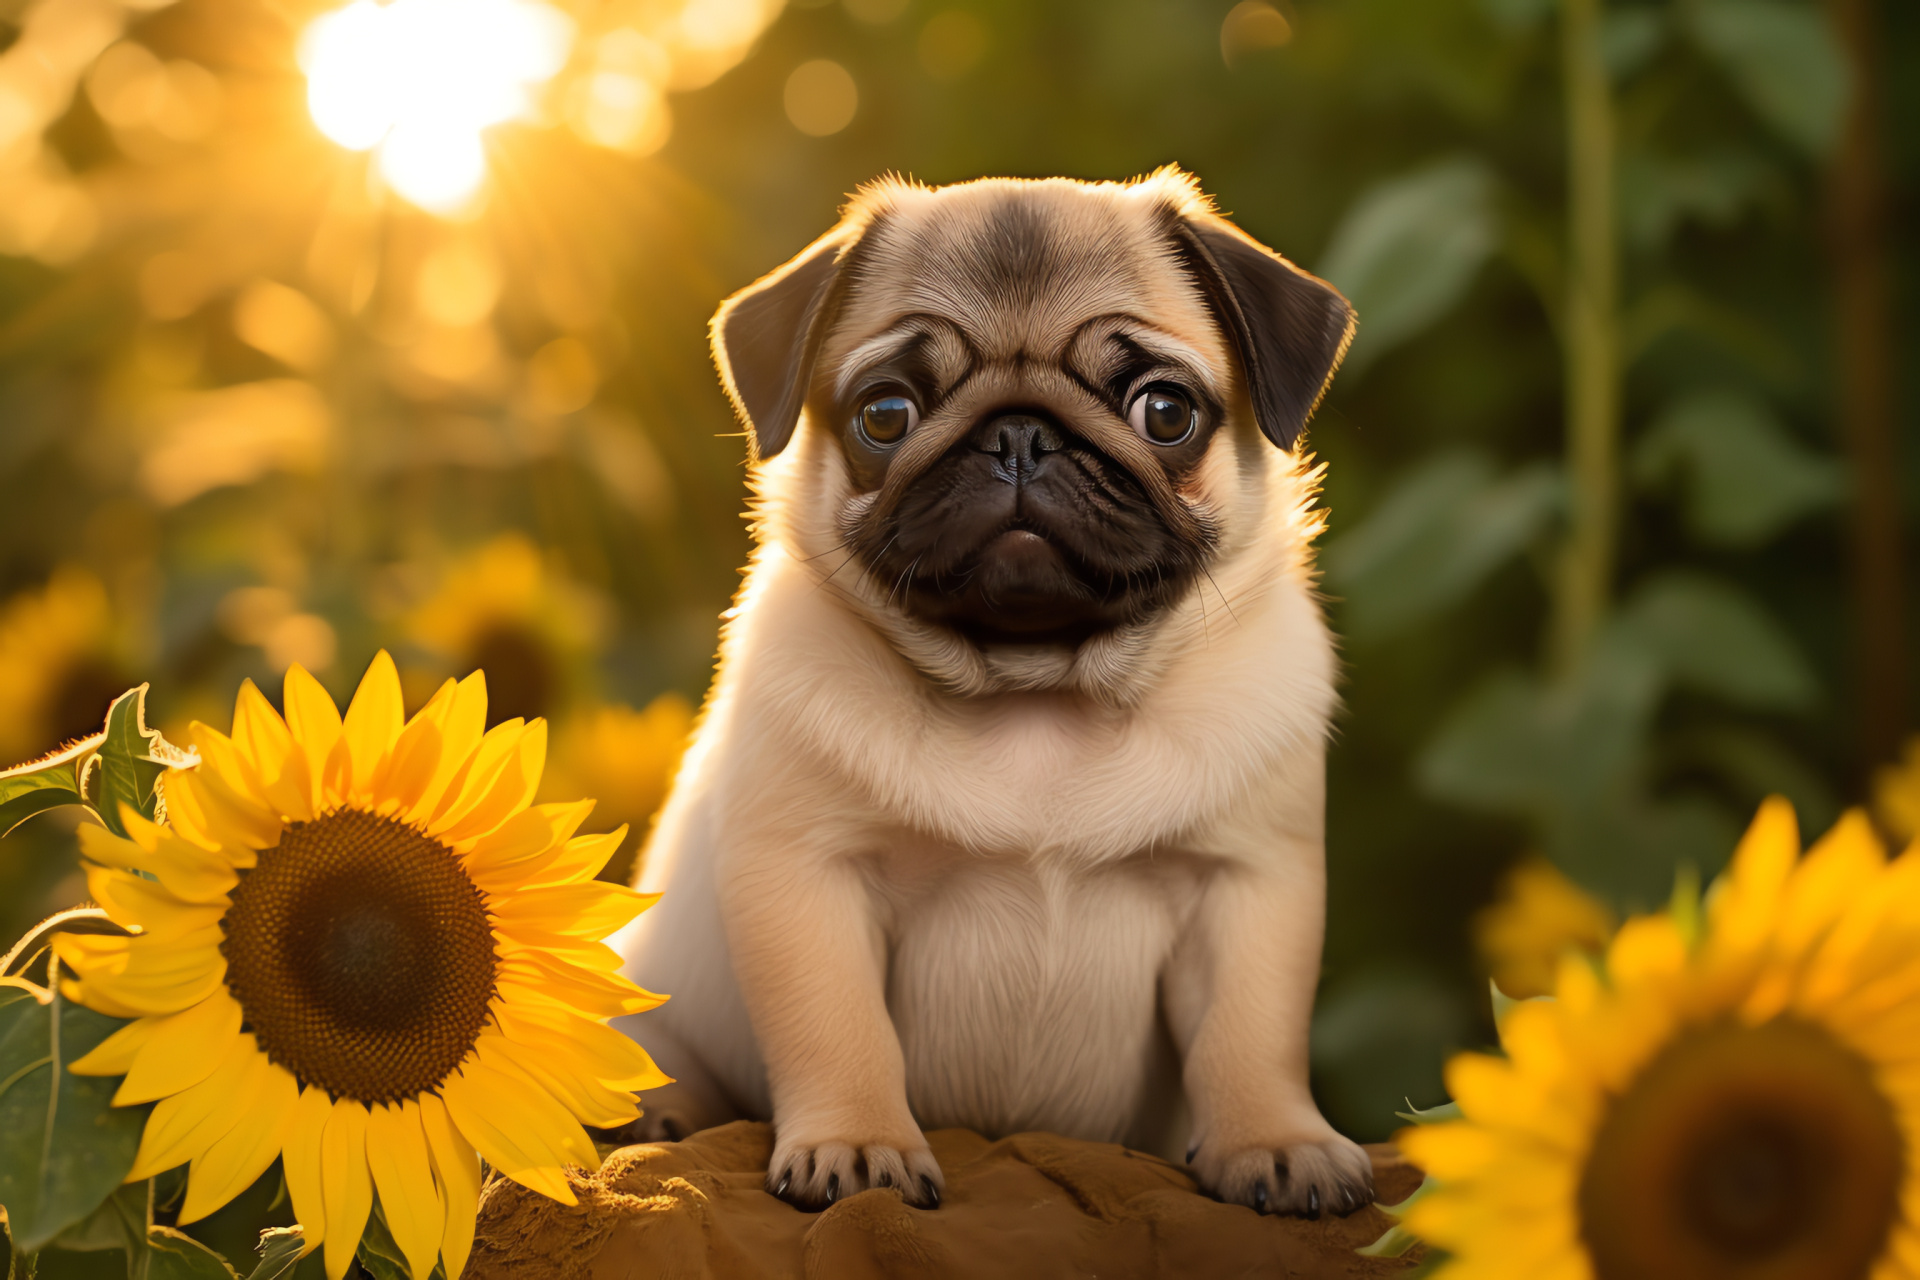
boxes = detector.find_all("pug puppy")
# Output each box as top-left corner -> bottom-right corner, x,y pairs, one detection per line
614,167 -> 1370,1219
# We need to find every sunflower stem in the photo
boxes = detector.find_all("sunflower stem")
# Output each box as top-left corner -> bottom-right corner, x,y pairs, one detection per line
1549,0 -> 1620,677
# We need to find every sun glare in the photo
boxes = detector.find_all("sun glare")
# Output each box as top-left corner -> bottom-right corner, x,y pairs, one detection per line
301,0 -> 574,214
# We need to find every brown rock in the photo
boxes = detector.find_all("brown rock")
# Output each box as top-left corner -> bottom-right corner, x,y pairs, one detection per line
468,1122 -> 1425,1279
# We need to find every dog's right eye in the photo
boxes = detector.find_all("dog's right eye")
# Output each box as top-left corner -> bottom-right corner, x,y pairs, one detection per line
857,395 -> 918,446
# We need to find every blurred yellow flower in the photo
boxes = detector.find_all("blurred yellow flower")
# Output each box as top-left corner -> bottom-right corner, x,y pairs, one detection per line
540,694 -> 693,883
0,567 -> 128,764
1872,736 -> 1920,846
406,533 -> 606,725
59,652 -> 669,1280
1474,858 -> 1615,1001
1402,799 -> 1920,1279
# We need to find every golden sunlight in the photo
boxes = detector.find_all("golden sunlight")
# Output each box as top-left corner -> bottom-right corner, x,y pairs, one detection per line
300,0 -> 574,214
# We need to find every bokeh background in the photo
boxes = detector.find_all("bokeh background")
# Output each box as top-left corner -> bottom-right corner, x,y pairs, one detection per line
0,0 -> 1914,1264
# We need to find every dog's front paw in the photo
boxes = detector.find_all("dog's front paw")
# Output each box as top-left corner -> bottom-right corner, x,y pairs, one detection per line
1193,1130 -> 1373,1219
767,1131 -> 945,1211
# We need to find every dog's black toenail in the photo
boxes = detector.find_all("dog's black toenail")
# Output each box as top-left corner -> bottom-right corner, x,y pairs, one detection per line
775,1175 -> 790,1198
1307,1186 -> 1320,1220
919,1176 -> 941,1208
1185,1145 -> 1197,1164
826,1173 -> 839,1203
1253,1184 -> 1268,1214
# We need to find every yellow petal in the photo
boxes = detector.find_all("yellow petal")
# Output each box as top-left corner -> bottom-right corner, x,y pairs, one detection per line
78,821 -> 236,904
491,882 -> 656,941
366,1102 -> 442,1280
523,827 -> 629,889
321,1099 -> 374,1280
185,723 -> 282,842
81,864 -> 222,942
159,770 -> 264,868
284,1085 -> 334,1255
1606,915 -> 1687,989
1708,795 -> 1800,956
284,664 -> 344,810
232,680 -> 311,821
114,987 -> 244,1105
180,1060 -> 298,1223
373,716 -> 444,821
483,1033 -> 639,1129
496,1002 -> 671,1092
127,1034 -> 267,1181
462,801 -> 594,888
58,929 -> 227,1018
495,953 -> 666,1018
439,1056 -> 586,1204
69,1012 -> 163,1076
436,722 -> 546,847
413,674 -> 489,820
417,1093 -> 479,1280
341,651 -> 406,803
428,720 -> 526,835
1774,809 -> 1885,960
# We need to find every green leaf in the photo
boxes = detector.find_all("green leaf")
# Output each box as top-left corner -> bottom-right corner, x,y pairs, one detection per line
1311,968 -> 1467,1139
1686,0 -> 1849,156
1633,390 -> 1843,546
0,985 -> 149,1252
1616,572 -> 1820,712
0,736 -> 94,837
1602,7 -> 1666,79
87,686 -> 192,839
1357,1177 -> 1436,1257
1318,158 -> 1499,377
1416,646 -> 1661,816
0,686 -> 191,839
1393,1101 -> 1462,1126
356,1202 -> 441,1280
145,1226 -> 240,1280
48,1181 -> 147,1254
245,1228 -> 306,1280
1543,794 -> 1741,909
1324,451 -> 1559,641
1617,147 -> 1772,252
1670,725 -> 1840,835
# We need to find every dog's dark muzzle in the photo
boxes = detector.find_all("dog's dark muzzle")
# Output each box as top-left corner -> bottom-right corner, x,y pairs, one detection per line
849,408 -> 1210,647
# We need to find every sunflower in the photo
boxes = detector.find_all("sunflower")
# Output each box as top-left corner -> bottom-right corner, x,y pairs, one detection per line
537,695 -> 693,885
405,534 -> 606,726
0,566 -> 130,763
1401,798 -> 1920,1279
56,652 -> 670,1280
1874,736 -> 1920,846
1474,858 -> 1616,1001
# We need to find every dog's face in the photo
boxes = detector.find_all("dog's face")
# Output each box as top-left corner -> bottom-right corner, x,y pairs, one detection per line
711,170 -> 1353,664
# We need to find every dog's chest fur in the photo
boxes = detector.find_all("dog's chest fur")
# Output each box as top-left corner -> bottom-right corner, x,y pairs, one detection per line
871,833 -> 1205,1144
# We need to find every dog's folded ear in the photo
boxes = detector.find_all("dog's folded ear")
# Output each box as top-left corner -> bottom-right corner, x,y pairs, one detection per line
710,229 -> 851,460
1175,218 -> 1355,452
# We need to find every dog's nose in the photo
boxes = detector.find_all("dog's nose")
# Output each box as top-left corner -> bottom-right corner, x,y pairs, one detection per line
973,414 -> 1065,481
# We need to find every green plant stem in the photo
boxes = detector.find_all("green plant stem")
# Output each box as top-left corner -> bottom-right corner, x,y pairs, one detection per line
1826,0 -> 1908,772
1551,0 -> 1620,676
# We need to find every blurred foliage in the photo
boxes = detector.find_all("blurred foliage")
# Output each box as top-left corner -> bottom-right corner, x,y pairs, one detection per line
0,0 -> 1916,1269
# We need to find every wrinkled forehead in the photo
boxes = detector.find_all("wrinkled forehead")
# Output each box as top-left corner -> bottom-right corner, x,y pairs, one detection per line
828,182 -> 1228,367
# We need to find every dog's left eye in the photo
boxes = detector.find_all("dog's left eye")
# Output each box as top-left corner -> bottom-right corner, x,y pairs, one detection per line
1129,386 -> 1196,445
857,395 -> 919,446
